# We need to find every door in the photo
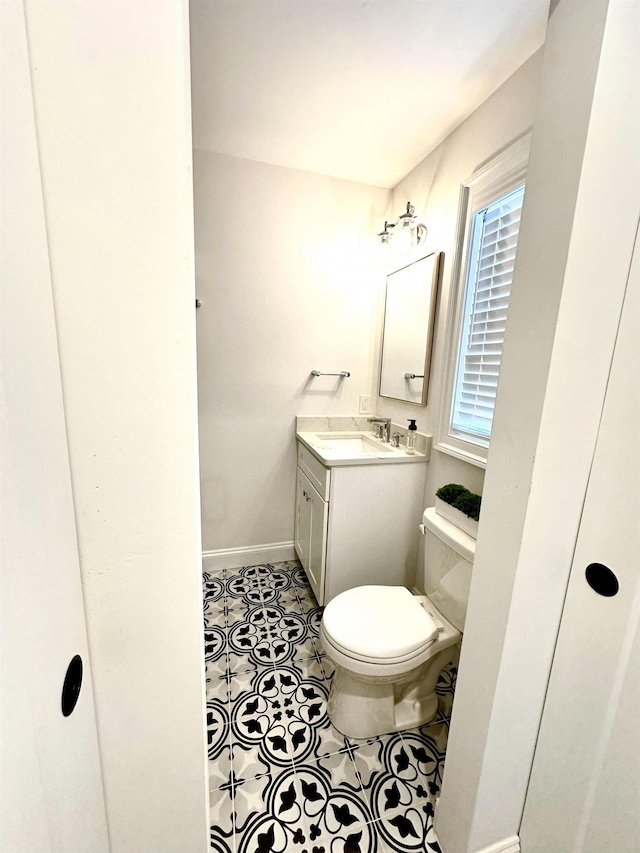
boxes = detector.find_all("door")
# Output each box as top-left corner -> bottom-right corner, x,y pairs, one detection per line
294,467 -> 328,604
0,3 -> 109,850
519,227 -> 640,851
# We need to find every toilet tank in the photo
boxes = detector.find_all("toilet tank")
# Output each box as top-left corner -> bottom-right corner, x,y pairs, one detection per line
421,507 -> 475,631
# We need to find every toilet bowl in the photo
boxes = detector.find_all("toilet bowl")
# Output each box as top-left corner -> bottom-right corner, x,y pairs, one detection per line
319,507 -> 475,739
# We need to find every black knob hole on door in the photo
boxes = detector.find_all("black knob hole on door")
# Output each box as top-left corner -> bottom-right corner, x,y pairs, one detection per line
61,654 -> 83,717
585,563 -> 619,597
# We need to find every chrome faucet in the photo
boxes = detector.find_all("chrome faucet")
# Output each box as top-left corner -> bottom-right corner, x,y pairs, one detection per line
367,417 -> 392,443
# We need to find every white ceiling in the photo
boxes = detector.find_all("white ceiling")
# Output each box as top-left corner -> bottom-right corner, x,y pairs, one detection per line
189,0 -> 549,189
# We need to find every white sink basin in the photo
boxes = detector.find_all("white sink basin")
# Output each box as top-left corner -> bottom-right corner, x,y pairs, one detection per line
295,420 -> 430,467
295,429 -> 424,466
315,433 -> 392,454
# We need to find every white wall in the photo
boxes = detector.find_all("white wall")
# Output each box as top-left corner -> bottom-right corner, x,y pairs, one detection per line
369,51 -> 543,588
194,150 -> 389,552
24,2 -> 209,851
379,51 -> 542,503
435,1 -> 640,850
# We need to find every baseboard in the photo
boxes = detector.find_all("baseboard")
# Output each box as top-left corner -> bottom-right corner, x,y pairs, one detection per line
202,541 -> 296,571
472,836 -> 520,853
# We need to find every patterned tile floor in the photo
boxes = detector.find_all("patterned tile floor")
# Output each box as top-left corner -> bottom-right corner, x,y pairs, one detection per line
204,560 -> 456,853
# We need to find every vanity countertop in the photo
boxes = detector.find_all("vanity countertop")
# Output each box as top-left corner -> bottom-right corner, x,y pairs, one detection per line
296,417 -> 431,467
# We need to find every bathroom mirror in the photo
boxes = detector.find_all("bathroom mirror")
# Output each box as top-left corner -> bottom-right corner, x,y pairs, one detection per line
379,250 -> 442,405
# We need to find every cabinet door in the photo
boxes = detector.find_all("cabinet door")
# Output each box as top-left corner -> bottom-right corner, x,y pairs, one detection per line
295,466 -> 312,569
294,467 -> 328,605
520,220 -> 640,852
1,4 -> 108,848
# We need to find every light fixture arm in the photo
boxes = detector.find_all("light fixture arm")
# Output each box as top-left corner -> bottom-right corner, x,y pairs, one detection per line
396,202 -> 416,224
377,201 -> 427,252
377,220 -> 396,243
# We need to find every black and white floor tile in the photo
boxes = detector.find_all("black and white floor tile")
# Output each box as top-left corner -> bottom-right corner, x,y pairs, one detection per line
204,560 -> 456,853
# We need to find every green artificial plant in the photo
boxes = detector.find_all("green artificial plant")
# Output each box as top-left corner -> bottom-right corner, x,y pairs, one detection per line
436,483 -> 482,522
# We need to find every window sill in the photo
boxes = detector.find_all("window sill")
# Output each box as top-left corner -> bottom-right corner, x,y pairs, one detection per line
434,438 -> 487,470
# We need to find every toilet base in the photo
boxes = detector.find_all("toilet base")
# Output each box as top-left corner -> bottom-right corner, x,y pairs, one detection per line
327,646 -> 457,739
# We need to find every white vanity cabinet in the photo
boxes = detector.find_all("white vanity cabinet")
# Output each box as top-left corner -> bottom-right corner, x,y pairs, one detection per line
294,440 -> 427,605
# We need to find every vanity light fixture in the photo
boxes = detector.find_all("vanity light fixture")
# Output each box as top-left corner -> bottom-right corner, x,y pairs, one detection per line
377,202 -> 427,254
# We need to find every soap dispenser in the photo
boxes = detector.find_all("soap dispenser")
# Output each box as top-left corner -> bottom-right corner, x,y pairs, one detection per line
406,419 -> 417,455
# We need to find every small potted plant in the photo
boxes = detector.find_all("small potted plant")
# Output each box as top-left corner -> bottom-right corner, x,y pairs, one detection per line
435,483 -> 482,539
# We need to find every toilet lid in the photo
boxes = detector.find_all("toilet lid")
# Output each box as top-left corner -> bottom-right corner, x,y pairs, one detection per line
322,586 -> 439,660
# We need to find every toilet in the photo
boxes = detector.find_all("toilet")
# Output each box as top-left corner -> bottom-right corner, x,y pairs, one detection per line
319,506 -> 475,739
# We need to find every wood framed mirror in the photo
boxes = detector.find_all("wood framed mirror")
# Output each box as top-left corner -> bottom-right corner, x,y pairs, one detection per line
379,250 -> 442,406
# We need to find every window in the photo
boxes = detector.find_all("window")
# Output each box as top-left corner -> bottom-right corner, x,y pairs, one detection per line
451,184 -> 525,441
437,136 -> 530,467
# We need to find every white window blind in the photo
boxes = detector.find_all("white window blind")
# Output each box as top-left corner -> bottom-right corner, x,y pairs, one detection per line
451,184 -> 525,441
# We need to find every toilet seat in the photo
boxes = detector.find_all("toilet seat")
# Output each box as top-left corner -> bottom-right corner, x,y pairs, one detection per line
321,585 -> 439,662
321,625 -> 436,667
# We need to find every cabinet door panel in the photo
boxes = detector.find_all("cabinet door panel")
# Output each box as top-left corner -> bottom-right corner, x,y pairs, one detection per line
306,480 -> 328,605
294,467 -> 327,604
295,467 -> 311,569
